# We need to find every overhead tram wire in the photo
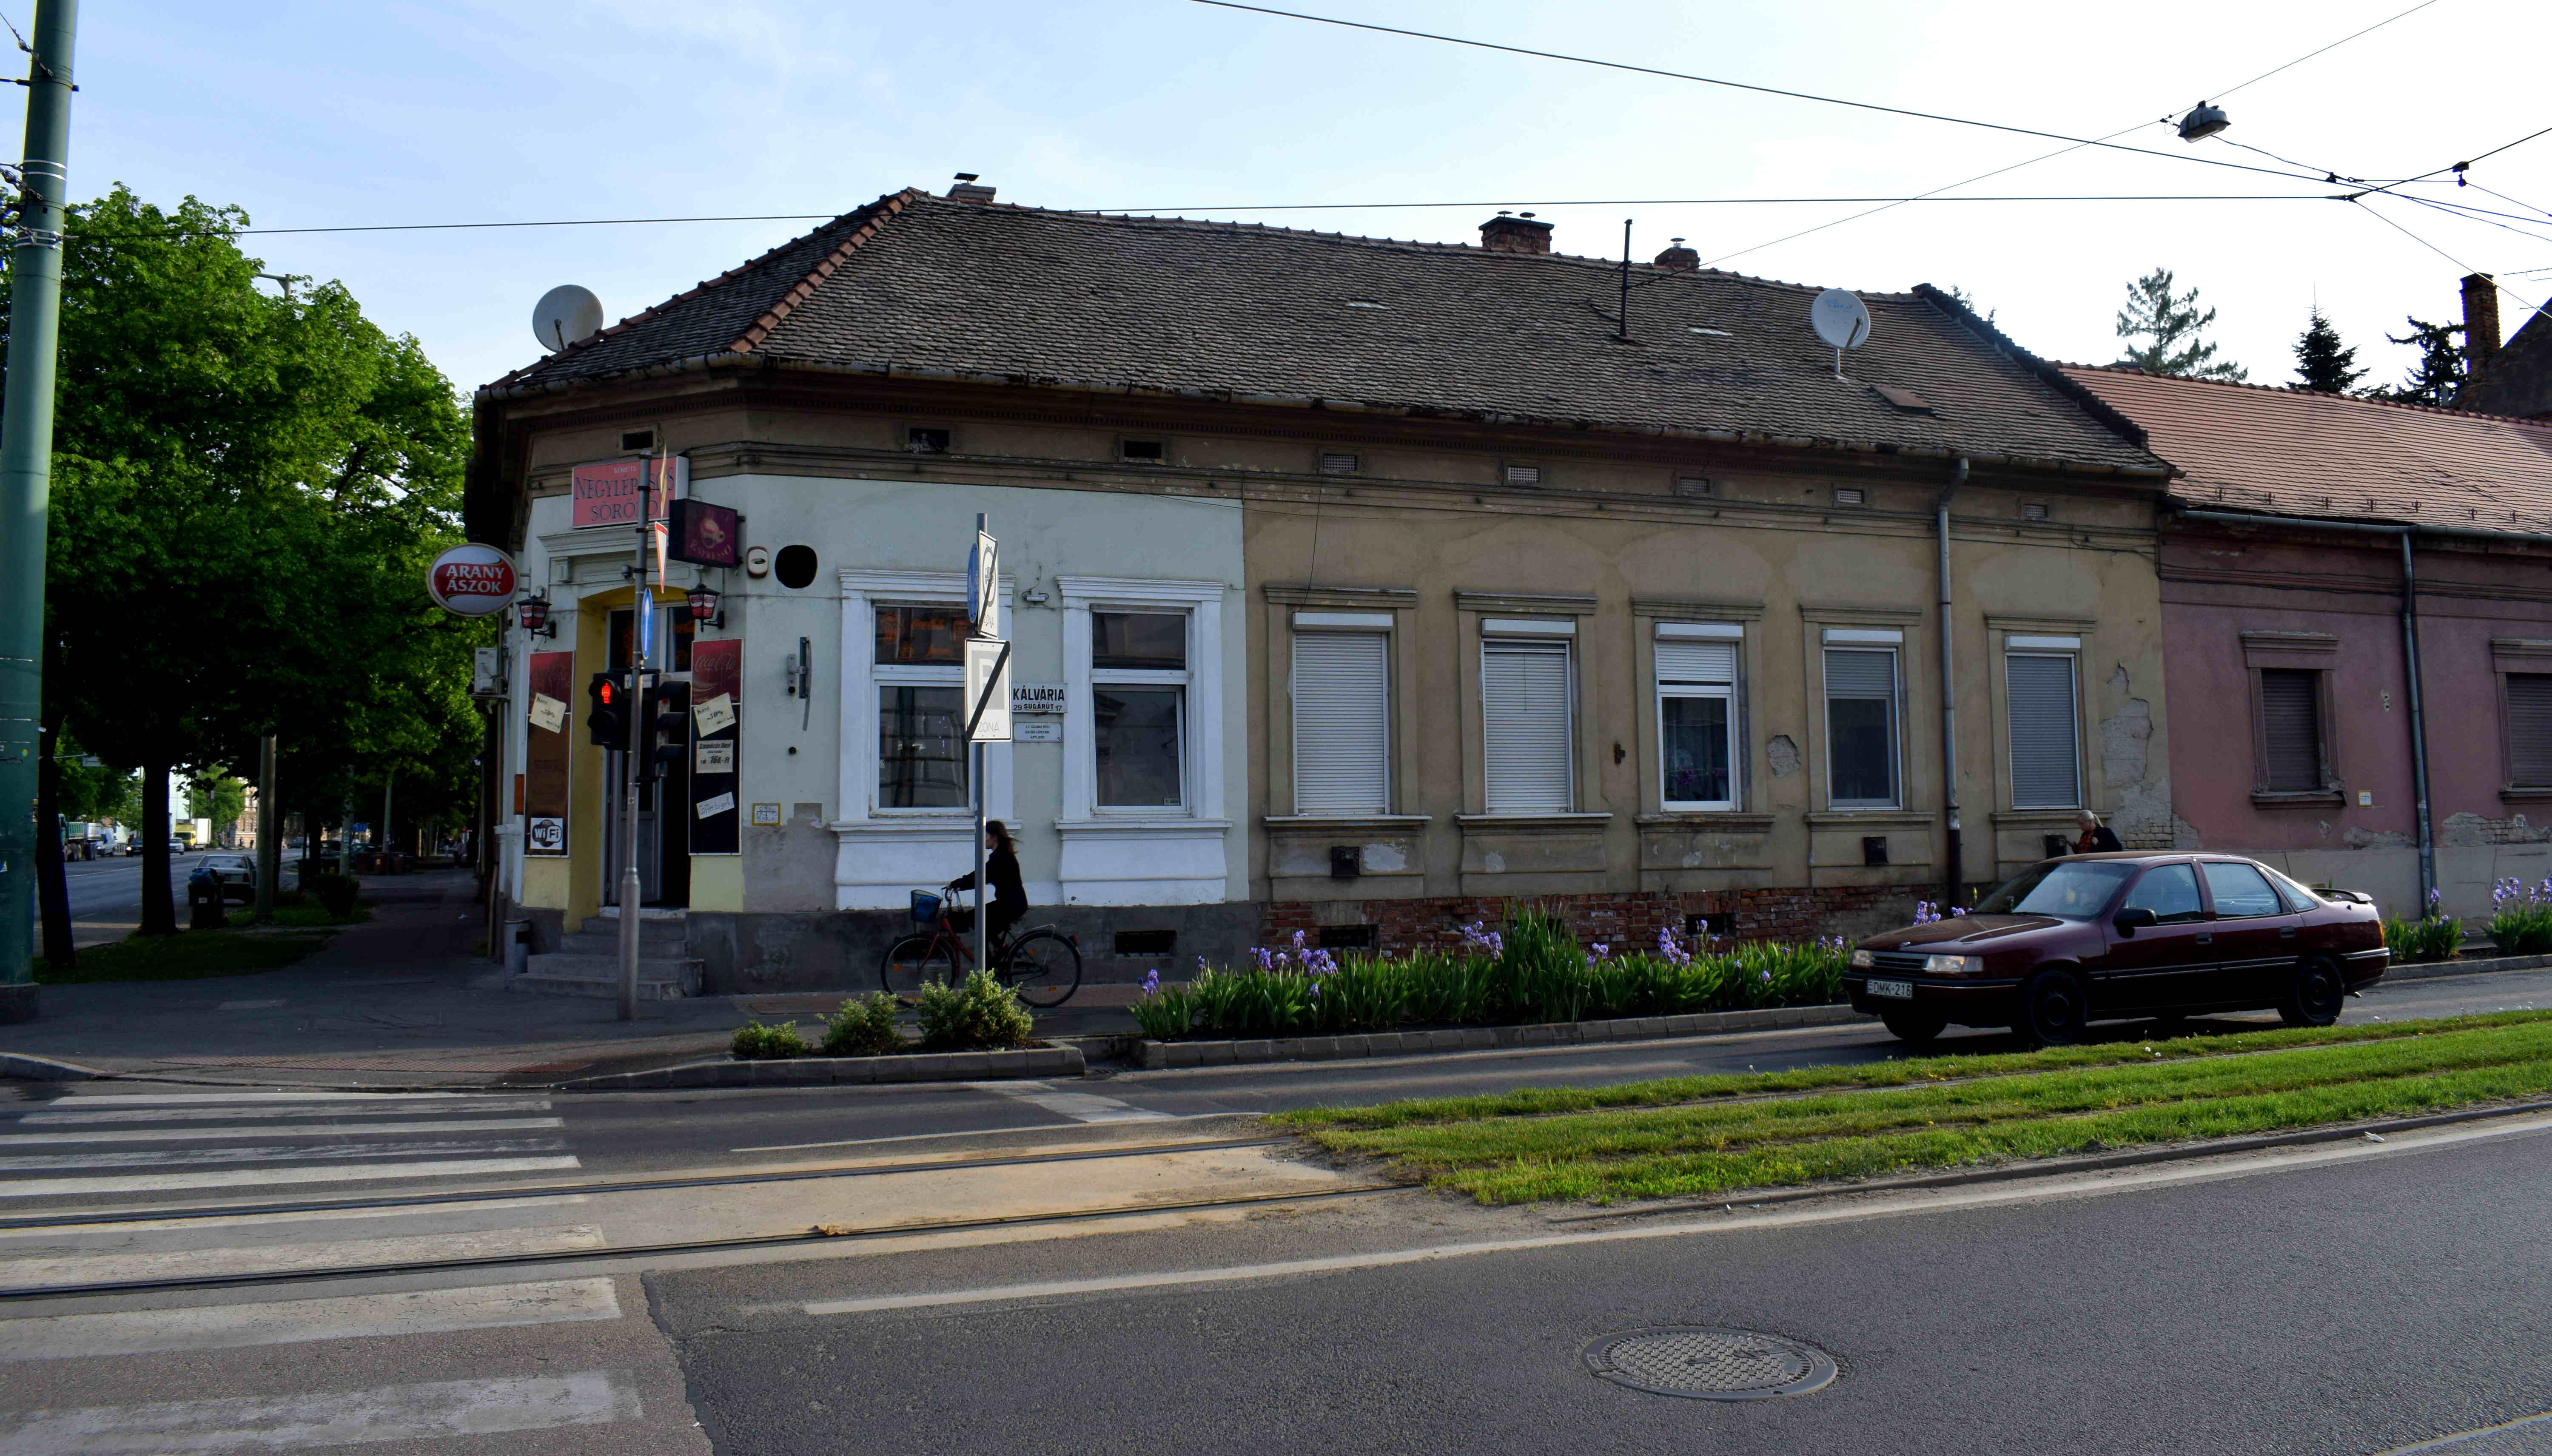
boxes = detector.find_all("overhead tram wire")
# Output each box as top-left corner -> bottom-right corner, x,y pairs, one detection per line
2346,193 -> 2552,321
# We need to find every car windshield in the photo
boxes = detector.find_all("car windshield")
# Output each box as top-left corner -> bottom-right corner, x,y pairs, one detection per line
1971,860 -> 2138,918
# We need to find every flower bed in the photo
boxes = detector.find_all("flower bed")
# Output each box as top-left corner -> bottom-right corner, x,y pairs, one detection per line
2387,888 -> 2463,964
1129,905 -> 1847,1042
2486,877 -> 2552,957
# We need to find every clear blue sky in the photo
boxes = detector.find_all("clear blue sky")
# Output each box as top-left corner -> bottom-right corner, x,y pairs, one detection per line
44,0 -> 2552,399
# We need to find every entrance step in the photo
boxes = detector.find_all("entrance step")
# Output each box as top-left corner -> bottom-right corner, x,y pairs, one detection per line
509,952 -> 701,1000
557,923 -> 689,958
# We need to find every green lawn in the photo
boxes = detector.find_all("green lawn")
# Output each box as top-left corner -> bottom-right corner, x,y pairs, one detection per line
33,927 -> 338,984
1279,1012 -> 2552,1205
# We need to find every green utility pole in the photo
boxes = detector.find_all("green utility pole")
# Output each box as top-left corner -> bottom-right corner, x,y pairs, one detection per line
0,0 -> 77,1024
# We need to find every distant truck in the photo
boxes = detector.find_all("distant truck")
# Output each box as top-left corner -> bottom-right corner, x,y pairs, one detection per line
59,821 -> 97,861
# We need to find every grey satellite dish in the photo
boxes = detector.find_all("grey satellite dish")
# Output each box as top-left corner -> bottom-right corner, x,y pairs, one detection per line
1809,288 -> 1871,378
531,284 -> 604,353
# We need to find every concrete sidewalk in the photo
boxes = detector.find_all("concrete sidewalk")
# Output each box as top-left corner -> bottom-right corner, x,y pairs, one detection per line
2,869 -> 1136,1088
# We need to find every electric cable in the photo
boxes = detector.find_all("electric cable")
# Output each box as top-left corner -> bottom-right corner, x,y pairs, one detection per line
2347,193 -> 2552,319
2395,192 -> 2552,250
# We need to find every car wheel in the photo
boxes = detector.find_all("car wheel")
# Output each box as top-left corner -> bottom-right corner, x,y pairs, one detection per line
2279,955 -> 2345,1028
1879,1007 -> 1948,1046
2014,969 -> 2089,1049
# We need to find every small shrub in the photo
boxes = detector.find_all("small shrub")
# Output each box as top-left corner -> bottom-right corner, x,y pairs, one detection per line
1128,968 -> 1194,1040
730,1020 -> 807,1060
2485,877 -> 2552,956
2385,913 -> 2462,964
915,967 -> 1036,1051
305,873 -> 361,919
821,992 -> 906,1056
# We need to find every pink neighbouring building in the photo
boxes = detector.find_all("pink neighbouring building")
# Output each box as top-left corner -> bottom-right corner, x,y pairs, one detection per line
2064,366 -> 2552,922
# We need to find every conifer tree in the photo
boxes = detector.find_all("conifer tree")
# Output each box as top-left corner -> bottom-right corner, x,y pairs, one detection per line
2377,317 -> 2465,406
2291,307 -> 2367,393
2115,267 -> 2247,381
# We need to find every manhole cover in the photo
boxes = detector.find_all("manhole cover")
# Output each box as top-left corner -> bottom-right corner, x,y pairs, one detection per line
1584,1326 -> 1838,1400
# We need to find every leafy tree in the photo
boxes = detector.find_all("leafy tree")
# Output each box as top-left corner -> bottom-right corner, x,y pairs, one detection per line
2291,307 -> 2367,394
185,774 -> 247,833
2378,316 -> 2465,406
2115,266 -> 2247,381
1945,284 -> 1997,326
5,187 -> 476,959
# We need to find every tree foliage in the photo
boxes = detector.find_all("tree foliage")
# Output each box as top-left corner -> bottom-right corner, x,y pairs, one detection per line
2116,267 -> 2247,381
2291,307 -> 2367,394
2377,316 -> 2465,406
4,186 -> 481,943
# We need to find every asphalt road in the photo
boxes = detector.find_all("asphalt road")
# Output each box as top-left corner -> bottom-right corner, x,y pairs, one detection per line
45,849 -> 211,947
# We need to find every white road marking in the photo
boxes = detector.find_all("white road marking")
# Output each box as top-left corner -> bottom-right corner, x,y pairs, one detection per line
0,1118 -> 565,1146
801,1110 -> 2552,1317
0,1223 -> 608,1288
0,1277 -> 621,1361
0,1194 -> 590,1240
25,1091 -> 487,1106
0,1137 -> 568,1171
1,1098 -> 551,1125
0,1155 -> 582,1199
0,1369 -> 642,1452
977,1080 -> 1174,1124
2373,1408 -> 2552,1453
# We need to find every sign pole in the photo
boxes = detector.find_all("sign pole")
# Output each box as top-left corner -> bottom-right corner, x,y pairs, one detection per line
617,454 -> 652,1020
0,0 -> 76,1025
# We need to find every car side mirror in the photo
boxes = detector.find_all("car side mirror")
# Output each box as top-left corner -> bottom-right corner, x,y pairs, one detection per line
2113,906 -> 2159,933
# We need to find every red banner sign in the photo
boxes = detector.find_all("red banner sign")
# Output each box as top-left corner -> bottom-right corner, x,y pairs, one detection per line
571,456 -> 687,530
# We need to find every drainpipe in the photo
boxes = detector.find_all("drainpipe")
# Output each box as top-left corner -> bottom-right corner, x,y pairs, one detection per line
2399,535 -> 2437,909
2168,506 -> 2447,909
1939,459 -> 1968,910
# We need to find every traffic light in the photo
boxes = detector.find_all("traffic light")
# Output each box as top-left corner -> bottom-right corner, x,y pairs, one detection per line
643,680 -> 691,779
586,671 -> 628,748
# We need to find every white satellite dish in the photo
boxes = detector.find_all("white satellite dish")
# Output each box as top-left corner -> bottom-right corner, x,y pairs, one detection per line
531,284 -> 604,354
1810,288 -> 1871,378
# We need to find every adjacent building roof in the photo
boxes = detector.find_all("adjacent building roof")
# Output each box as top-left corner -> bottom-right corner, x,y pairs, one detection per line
2060,364 -> 2552,535
485,188 -> 2168,477
2462,295 -> 2552,421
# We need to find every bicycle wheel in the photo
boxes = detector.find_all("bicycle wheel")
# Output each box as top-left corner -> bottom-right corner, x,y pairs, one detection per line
1000,930 -> 1083,1008
880,933 -> 957,999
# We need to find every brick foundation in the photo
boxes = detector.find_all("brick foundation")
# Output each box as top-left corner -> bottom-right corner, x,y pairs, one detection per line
1262,885 -> 1931,957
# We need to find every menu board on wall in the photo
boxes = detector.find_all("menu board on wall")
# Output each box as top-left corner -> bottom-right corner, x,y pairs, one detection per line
689,637 -> 742,856
524,650 -> 574,856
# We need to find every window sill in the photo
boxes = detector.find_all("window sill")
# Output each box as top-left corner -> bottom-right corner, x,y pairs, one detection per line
1057,817 -> 1233,836
2250,790 -> 2343,807
2500,787 -> 2552,803
1454,813 -> 1612,832
1263,814 -> 1432,830
1804,810 -> 1931,827
1635,813 -> 1775,831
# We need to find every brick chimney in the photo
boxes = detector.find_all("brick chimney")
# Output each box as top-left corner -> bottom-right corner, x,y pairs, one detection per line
1652,238 -> 1700,273
2464,273 -> 2501,380
1479,211 -> 1554,255
947,173 -> 996,203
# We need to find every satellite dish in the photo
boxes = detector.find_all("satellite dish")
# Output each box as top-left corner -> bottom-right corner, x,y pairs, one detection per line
531,284 -> 604,353
1810,288 -> 1872,378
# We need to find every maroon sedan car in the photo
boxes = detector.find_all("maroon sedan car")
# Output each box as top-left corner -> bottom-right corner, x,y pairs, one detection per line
1842,852 -> 2389,1047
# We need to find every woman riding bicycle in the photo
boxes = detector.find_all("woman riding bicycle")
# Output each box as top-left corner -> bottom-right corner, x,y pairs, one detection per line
944,819 -> 1028,950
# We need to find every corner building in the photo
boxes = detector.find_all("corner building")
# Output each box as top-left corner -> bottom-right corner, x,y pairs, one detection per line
467,186 -> 2176,989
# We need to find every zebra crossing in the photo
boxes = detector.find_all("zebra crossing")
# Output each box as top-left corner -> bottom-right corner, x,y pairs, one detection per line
0,1088 -> 702,1451
0,1088 -> 581,1202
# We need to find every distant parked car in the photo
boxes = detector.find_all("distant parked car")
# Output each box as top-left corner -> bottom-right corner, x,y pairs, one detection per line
1843,852 -> 2389,1048
190,853 -> 259,904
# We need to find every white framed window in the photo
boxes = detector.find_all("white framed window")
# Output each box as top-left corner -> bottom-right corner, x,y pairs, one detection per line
874,603 -> 970,811
1656,623 -> 1740,811
1091,609 -> 1190,810
1482,628 -> 1575,812
2005,637 -> 2082,810
1291,614 -> 1391,813
1823,630 -> 1901,809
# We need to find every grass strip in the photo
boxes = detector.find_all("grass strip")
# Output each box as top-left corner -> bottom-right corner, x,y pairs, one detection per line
32,928 -> 336,984
1292,1018 -> 2552,1205
1272,1010 -> 2552,1131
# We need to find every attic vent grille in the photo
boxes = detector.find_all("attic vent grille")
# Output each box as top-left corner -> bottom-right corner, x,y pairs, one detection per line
1319,452 -> 1360,475
1673,477 -> 1712,498
1504,464 -> 1543,487
1873,384 -> 1936,415
1834,487 -> 1867,506
1120,439 -> 1166,463
2022,502 -> 2050,521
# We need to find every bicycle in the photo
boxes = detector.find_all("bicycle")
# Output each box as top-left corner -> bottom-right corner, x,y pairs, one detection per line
880,888 -> 1084,1008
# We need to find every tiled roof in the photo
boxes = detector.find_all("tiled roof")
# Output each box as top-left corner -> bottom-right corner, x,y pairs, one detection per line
488,190 -> 2167,476
2059,365 -> 2552,535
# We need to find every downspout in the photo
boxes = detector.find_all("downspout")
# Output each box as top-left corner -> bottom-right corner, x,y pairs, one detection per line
2399,535 -> 2437,909
1939,458 -> 1968,910
2168,506 -> 2445,909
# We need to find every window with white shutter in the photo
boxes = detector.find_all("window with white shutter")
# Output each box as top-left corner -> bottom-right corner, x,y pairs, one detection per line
2006,652 -> 2081,809
2259,668 -> 2324,792
1657,627 -> 1739,811
1825,647 -> 1900,808
1292,631 -> 1390,813
1482,638 -> 1574,812
2509,674 -> 2552,787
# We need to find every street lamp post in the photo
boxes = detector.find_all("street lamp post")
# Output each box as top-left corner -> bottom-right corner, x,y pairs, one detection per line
0,0 -> 79,1025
